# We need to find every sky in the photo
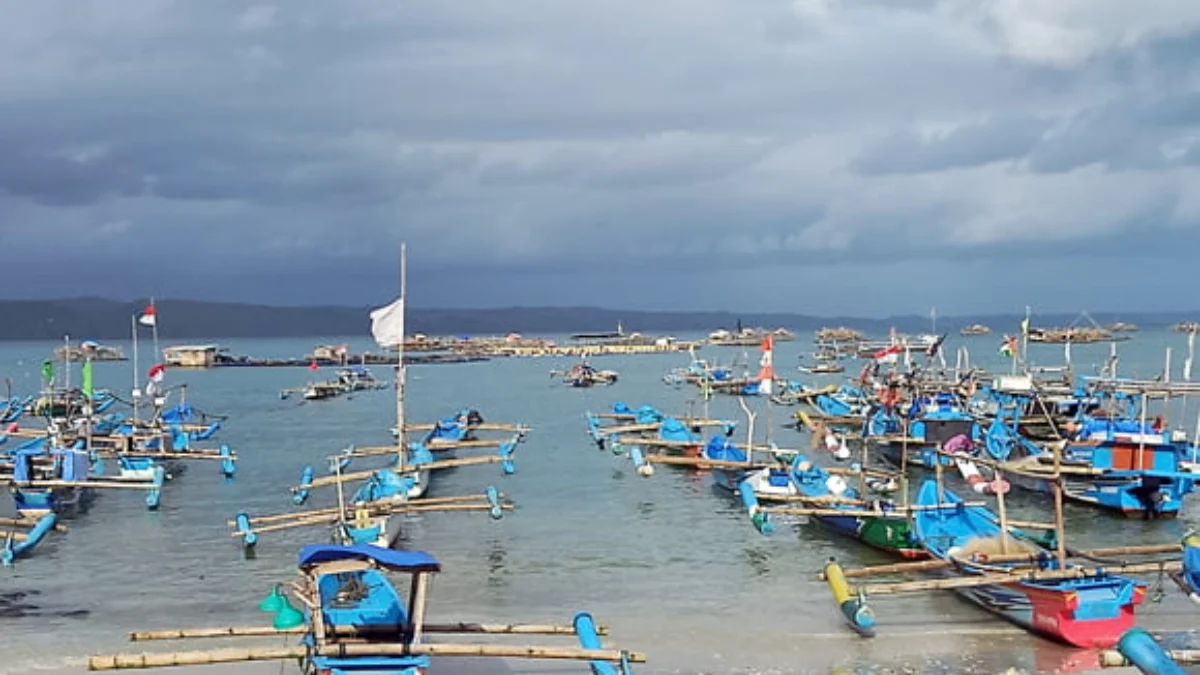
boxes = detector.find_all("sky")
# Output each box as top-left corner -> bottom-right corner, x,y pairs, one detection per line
3,0 -> 1200,316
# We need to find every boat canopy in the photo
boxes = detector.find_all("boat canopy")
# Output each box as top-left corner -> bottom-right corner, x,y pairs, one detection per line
297,543 -> 442,573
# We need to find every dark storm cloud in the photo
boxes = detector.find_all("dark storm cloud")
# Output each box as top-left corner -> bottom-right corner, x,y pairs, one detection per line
4,0 -> 1200,314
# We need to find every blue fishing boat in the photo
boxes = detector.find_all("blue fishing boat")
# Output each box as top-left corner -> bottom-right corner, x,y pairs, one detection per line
90,544 -> 643,673
983,391 -> 1196,518
9,442 -> 94,518
910,480 -> 1146,647
1172,533 -> 1200,605
741,455 -> 922,557
870,392 -> 981,468
298,545 -> 636,675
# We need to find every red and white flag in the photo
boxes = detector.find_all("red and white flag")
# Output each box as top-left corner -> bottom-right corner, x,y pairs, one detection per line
147,363 -> 166,382
872,344 -> 902,364
757,335 -> 775,395
138,305 -> 157,327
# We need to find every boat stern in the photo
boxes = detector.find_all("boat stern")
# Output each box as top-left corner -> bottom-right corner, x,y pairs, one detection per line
1025,576 -> 1144,648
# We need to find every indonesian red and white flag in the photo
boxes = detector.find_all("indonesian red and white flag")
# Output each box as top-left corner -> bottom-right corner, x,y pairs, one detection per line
147,363 -> 166,383
758,335 -> 775,395
138,305 -> 157,327
872,344 -> 902,364
370,298 -> 405,347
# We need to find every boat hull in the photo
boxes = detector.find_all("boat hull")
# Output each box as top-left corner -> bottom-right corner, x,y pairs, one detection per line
954,577 -> 1143,648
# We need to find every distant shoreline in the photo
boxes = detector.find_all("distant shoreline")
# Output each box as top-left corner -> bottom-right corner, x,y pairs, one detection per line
0,297 -> 1193,341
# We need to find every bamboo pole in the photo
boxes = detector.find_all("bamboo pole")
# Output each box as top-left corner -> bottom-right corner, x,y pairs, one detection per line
89,647 -> 307,670
227,493 -> 506,527
1100,649 -> 1200,667
860,561 -> 1181,596
828,542 -> 1185,580
129,622 -> 608,641
995,469 -> 1009,554
1052,441 -> 1067,568
327,642 -> 646,663
403,423 -> 529,433
3,479 -> 157,490
298,455 -> 510,492
232,503 -> 514,537
0,517 -> 67,532
89,643 -> 646,670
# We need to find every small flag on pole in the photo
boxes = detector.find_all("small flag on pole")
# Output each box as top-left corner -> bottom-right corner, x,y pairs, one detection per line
138,305 -> 157,327
41,359 -> 54,385
999,336 -> 1018,358
757,335 -> 774,395
1020,317 -> 1030,336
82,360 -> 94,398
147,363 -> 166,383
872,344 -> 902,364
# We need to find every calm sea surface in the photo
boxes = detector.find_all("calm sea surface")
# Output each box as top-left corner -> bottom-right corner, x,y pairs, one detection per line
1,331 -> 1197,674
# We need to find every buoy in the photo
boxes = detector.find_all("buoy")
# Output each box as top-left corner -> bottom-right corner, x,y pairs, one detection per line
823,558 -> 875,637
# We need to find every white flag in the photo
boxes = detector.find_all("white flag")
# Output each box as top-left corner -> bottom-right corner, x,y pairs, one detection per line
370,298 -> 405,347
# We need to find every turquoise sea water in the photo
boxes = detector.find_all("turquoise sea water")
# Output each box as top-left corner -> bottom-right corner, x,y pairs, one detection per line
0,331 -> 1198,674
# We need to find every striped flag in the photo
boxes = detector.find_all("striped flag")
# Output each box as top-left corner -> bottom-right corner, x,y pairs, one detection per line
757,335 -> 774,395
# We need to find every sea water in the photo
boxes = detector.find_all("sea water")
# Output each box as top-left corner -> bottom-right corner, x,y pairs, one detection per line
0,331 -> 1197,674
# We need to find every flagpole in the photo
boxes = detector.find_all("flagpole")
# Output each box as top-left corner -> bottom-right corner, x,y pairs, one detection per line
131,314 -> 140,426
150,297 -> 159,364
1021,305 -> 1030,373
396,244 -> 407,471
64,335 -> 71,393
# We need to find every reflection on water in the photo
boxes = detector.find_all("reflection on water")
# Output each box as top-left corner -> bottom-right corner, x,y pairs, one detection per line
743,545 -> 772,577
486,537 -> 509,589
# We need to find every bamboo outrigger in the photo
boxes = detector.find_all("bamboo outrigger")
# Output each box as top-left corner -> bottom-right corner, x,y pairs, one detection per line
88,544 -> 642,673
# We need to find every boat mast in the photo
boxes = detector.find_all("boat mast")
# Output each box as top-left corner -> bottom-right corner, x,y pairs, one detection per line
1021,305 -> 1030,374
396,244 -> 408,471
63,334 -> 71,393
131,314 -> 140,426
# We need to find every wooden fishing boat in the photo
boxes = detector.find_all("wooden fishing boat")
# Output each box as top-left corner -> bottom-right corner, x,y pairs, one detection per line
869,392 -> 982,469
6,442 -> 96,518
584,402 -> 736,456
90,544 -> 643,673
910,480 -> 1146,648
55,341 -> 127,362
281,366 -> 389,401
983,394 -> 1197,519
780,455 -> 923,558
798,360 -> 845,375
553,363 -> 619,387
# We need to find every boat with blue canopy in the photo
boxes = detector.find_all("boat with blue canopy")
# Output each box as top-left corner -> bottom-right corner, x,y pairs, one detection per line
89,543 -> 644,674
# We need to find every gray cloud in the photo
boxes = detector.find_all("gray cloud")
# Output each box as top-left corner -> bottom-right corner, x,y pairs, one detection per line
3,1 -> 1200,315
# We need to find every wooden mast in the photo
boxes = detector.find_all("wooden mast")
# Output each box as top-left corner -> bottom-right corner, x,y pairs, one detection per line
396,244 -> 408,472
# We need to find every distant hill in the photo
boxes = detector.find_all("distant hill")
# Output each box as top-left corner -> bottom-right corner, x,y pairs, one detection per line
0,298 -> 1191,341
